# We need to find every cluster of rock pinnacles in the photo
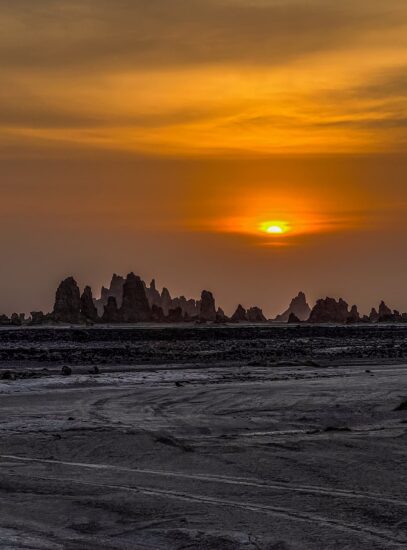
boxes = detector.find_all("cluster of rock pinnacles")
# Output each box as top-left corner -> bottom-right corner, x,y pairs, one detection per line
2,273 -> 406,325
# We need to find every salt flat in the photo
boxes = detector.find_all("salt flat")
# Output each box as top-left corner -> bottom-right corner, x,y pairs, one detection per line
0,327 -> 406,549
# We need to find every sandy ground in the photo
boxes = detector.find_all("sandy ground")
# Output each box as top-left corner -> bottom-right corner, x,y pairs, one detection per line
0,327 -> 406,549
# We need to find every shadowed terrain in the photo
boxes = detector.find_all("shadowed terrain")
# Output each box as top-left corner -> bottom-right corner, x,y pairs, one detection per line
0,326 -> 406,549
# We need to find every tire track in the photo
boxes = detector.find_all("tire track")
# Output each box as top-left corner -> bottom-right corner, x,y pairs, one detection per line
2,454 -> 406,508
2,470 -> 405,548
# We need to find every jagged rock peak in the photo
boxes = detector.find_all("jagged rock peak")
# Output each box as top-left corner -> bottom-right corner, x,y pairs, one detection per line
160,287 -> 172,315
247,306 -> 267,322
80,286 -> 99,323
145,278 -> 162,308
98,273 -> 125,312
377,301 -> 398,322
379,301 -> 392,317
216,307 -> 228,323
53,277 -> 81,324
347,305 -> 360,324
231,304 -> 248,323
275,291 -> 311,322
199,290 -> 216,322
369,308 -> 379,322
308,297 -> 349,324
120,272 -> 151,323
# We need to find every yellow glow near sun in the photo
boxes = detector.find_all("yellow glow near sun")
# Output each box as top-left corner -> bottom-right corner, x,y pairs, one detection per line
260,221 -> 290,235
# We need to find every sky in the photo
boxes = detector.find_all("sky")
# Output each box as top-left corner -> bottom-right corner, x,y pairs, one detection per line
1,0 -> 407,317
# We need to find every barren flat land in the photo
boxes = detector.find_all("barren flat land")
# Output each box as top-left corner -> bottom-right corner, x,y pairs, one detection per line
0,325 -> 406,549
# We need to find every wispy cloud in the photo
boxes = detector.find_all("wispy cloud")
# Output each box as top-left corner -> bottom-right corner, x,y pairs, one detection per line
1,0 -> 407,156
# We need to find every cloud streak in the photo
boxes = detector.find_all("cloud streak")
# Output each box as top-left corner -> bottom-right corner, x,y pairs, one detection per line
1,0 -> 406,71
1,0 -> 407,156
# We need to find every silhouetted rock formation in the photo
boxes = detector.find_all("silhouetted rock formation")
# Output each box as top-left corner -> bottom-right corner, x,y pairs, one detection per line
151,304 -> 165,322
30,311 -> 46,325
288,313 -> 301,324
215,307 -> 228,323
393,310 -> 402,322
96,273 -> 200,320
10,313 -> 22,326
369,308 -> 379,322
161,287 -> 172,316
378,301 -> 395,322
167,307 -> 184,323
308,297 -> 349,324
31,269 -> 407,327
347,305 -> 360,324
247,307 -> 267,322
275,292 -> 311,322
0,314 -> 10,326
231,304 -> 248,323
172,296 -> 199,318
80,286 -> 99,323
102,296 -> 120,323
120,273 -> 151,322
145,279 -> 162,308
199,291 -> 216,322
379,301 -> 392,317
96,274 -> 125,315
53,277 -> 81,324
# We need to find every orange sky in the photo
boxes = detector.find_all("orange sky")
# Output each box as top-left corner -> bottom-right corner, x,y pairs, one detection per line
1,1 -> 407,315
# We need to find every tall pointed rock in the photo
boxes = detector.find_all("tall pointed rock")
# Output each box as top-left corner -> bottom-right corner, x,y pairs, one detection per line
53,277 -> 81,324
199,291 -> 216,322
120,273 -> 151,322
80,286 -> 99,323
275,292 -> 311,322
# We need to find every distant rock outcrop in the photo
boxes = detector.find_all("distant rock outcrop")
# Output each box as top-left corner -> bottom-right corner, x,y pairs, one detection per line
288,313 -> 301,324
160,287 -> 172,316
102,296 -> 121,323
308,297 -> 349,324
378,301 -> 395,322
347,305 -> 360,324
172,296 -> 198,318
10,313 -> 22,326
215,307 -> 228,323
100,274 -> 124,307
145,279 -> 162,308
151,304 -> 165,322
96,273 -> 199,320
393,310 -> 402,322
167,307 -> 184,323
199,291 -> 216,322
369,308 -> 379,322
275,292 -> 311,322
80,286 -> 99,323
120,273 -> 151,322
247,306 -> 267,322
231,304 -> 248,323
30,311 -> 46,325
53,277 -> 81,324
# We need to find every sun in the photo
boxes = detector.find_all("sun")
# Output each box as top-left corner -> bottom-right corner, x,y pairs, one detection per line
266,225 -> 284,234
259,221 -> 290,235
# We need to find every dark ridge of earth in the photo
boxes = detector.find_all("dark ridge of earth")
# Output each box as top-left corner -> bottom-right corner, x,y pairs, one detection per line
0,325 -> 407,367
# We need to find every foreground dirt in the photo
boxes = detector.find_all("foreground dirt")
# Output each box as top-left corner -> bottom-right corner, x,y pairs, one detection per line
0,326 -> 406,549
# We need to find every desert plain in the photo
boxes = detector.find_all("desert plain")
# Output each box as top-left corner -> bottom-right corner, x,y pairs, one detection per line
0,325 -> 406,549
